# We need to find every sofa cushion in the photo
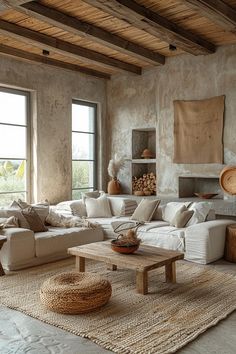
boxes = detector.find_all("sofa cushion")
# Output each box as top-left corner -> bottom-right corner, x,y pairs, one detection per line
171,206 -> 194,228
14,199 -> 50,224
186,202 -> 213,226
35,227 -> 103,258
21,207 -> 48,232
162,202 -> 192,223
85,195 -> 112,218
108,197 -> 137,216
130,199 -> 160,222
138,226 -> 185,252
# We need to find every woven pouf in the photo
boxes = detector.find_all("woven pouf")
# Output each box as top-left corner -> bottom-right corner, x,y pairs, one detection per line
40,272 -> 112,314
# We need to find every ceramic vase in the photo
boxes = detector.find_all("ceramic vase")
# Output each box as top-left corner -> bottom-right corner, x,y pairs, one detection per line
107,177 -> 121,195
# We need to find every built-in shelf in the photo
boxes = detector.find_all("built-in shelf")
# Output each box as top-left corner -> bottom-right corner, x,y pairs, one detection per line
132,159 -> 156,164
129,128 -> 157,195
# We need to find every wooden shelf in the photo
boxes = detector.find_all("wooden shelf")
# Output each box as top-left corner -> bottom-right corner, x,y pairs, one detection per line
132,159 -> 156,164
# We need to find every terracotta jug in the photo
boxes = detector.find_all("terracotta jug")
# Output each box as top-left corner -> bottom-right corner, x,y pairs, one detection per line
107,177 -> 121,195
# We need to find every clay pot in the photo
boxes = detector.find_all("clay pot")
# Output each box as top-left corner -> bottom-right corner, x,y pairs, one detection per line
107,177 -> 121,195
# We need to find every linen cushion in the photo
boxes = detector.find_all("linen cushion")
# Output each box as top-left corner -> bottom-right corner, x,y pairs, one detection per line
162,202 -> 192,223
21,207 -> 48,232
108,197 -> 138,216
17,199 -> 50,224
130,199 -> 160,222
186,202 -> 213,227
152,205 -> 165,220
81,190 -> 104,203
171,205 -> 194,228
70,200 -> 87,217
85,195 -> 112,218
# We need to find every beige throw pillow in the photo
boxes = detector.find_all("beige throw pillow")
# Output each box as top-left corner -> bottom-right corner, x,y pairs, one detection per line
21,207 -> 48,232
130,199 -> 160,222
85,195 -> 112,218
171,205 -> 194,228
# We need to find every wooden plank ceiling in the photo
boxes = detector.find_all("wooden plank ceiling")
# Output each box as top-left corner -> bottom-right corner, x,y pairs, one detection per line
0,0 -> 235,79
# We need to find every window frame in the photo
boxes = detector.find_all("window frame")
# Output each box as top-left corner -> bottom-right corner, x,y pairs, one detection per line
0,86 -> 31,202
71,99 -> 97,197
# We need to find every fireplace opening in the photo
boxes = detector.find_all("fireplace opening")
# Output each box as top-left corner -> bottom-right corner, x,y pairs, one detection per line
178,176 -> 223,198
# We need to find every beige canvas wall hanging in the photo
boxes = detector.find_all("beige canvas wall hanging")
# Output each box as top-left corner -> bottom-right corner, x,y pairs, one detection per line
173,95 -> 225,164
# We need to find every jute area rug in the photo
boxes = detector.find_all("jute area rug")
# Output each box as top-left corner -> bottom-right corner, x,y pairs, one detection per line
1,258 -> 236,354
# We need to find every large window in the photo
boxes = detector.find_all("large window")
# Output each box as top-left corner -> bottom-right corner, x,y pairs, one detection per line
72,100 -> 97,199
0,87 -> 30,207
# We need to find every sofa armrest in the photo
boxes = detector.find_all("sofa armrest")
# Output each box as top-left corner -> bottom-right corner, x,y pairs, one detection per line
185,220 -> 234,264
0,228 -> 35,270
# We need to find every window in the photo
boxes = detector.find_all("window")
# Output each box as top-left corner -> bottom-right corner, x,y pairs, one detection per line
0,87 -> 30,207
72,100 -> 97,199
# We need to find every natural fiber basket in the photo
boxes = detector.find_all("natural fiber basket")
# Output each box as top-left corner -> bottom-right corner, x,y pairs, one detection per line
220,166 -> 236,195
40,272 -> 112,314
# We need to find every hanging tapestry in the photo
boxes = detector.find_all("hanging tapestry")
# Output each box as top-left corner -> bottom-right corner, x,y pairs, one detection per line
173,95 -> 225,164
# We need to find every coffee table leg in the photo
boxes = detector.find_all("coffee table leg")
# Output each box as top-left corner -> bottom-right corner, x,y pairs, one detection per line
136,271 -> 148,295
165,262 -> 176,283
107,264 -> 117,271
76,256 -> 85,272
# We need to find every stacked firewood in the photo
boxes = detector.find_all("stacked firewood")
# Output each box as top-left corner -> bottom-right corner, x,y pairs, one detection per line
132,172 -> 156,195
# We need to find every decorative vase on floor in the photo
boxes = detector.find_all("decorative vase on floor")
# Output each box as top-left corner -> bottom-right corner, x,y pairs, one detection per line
107,177 -> 121,195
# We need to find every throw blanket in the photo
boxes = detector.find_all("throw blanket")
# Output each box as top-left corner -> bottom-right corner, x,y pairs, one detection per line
46,210 -> 99,229
0,216 -> 19,229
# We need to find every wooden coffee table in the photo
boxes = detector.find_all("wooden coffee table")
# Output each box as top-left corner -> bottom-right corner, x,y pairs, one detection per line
68,241 -> 184,295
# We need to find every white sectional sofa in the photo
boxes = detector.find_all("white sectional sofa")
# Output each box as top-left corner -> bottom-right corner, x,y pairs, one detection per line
0,195 -> 234,270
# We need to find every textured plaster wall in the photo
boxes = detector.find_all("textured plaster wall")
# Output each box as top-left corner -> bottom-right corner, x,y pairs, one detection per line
0,56 -> 107,203
107,44 -> 236,196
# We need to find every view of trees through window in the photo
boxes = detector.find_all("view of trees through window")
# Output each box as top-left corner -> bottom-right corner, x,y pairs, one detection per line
0,88 -> 29,207
72,100 -> 97,199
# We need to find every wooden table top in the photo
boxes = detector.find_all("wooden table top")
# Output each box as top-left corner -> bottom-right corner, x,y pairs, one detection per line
68,241 -> 184,272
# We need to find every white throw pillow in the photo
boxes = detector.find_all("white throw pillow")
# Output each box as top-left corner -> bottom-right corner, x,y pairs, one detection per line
162,202 -> 192,223
186,202 -> 213,227
85,195 -> 112,218
56,200 -> 87,217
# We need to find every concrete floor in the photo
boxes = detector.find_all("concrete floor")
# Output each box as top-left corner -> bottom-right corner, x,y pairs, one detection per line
0,259 -> 236,354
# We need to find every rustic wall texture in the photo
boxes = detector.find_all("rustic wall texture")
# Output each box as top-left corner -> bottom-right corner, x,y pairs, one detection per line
0,56 -> 107,203
107,44 -> 236,196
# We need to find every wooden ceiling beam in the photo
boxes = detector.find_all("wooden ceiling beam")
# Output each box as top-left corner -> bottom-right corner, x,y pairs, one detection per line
0,19 -> 141,74
182,0 -> 236,32
16,1 -> 165,66
83,0 -> 215,55
0,43 -> 110,79
0,0 -> 32,12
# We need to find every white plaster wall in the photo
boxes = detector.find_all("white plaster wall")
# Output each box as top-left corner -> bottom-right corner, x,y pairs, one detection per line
0,56 -> 107,203
107,44 -> 236,196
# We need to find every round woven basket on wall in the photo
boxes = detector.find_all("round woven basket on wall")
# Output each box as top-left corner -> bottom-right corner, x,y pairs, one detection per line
219,166 -> 236,195
40,272 -> 112,314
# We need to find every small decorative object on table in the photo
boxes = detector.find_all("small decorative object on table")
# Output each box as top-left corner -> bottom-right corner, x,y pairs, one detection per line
111,223 -> 142,254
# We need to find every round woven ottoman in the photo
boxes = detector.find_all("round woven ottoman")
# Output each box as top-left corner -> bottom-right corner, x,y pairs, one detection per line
40,272 -> 112,314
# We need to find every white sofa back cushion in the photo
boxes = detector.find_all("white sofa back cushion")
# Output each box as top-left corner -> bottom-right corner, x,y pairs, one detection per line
108,197 -> 137,216
56,200 -> 87,217
85,195 -> 112,218
162,202 -> 192,223
186,202 -> 213,226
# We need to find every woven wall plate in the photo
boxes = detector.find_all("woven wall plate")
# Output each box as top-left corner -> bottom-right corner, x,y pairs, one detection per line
220,166 -> 236,195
